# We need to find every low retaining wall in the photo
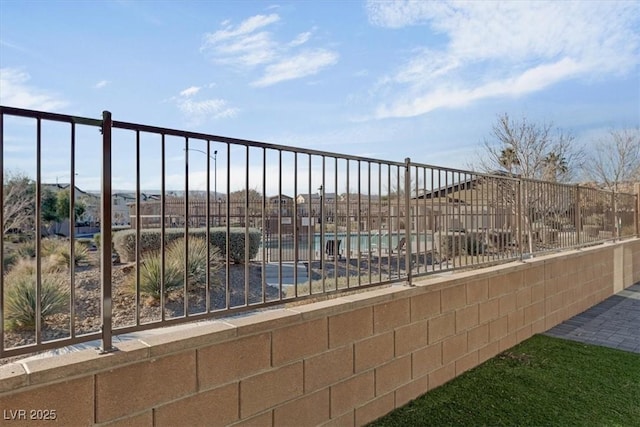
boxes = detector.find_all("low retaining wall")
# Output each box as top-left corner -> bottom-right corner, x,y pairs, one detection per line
1,239 -> 639,426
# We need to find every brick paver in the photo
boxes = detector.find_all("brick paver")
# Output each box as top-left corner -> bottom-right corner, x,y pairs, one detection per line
545,283 -> 640,353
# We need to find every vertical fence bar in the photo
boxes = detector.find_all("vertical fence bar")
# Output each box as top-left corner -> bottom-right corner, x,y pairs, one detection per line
404,158 -> 412,285
69,123 -> 77,337
0,111 -> 4,352
100,111 -> 114,353
35,118 -> 42,345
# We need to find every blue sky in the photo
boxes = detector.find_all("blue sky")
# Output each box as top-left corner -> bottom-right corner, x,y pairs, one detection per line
1,0 -> 639,193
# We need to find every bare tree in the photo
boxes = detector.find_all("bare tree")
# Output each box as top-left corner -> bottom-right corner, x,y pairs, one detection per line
2,171 -> 35,234
477,114 -> 583,253
584,128 -> 640,192
479,113 -> 580,181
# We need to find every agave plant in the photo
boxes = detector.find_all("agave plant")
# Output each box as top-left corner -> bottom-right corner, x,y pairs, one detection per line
3,262 -> 69,331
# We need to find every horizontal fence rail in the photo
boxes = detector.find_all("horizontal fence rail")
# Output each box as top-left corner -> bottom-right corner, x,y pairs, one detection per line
1,105 -> 638,358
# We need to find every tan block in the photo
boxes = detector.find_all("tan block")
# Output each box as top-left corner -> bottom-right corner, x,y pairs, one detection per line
455,350 -> 479,375
478,298 -> 500,324
508,309 -> 525,333
455,305 -> 479,333
375,355 -> 412,395
328,307 -> 373,348
96,351 -> 196,423
101,411 -> 152,427
272,318 -> 328,366
467,324 -> 489,351
544,277 -> 558,299
410,290 -> 441,321
140,321 -> 237,358
488,275 -> 508,298
394,375 -> 428,407
428,362 -> 455,390
304,345 -> 354,392
240,362 -> 303,418
489,316 -> 508,342
524,265 -> 545,286
394,320 -> 429,356
22,339 -> 149,387
524,300 -> 545,325
441,284 -> 467,312
155,383 -> 239,427
0,377 -> 93,427
273,389 -> 330,427
531,283 -> 545,302
373,298 -> 410,333
516,325 -> 533,342
198,333 -> 271,389
412,342 -> 442,377
531,318 -> 546,335
499,332 -> 518,352
354,392 -> 395,426
428,312 -> 455,344
0,363 -> 27,393
516,287 -> 532,309
478,341 -> 501,364
354,331 -> 394,373
442,333 -> 468,362
499,293 -> 517,316
319,411 -> 354,427
506,270 -> 524,289
466,278 -> 488,304
330,371 -> 375,418
231,410 -> 273,427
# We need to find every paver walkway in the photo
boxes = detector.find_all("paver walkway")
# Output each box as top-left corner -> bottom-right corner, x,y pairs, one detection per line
545,283 -> 640,353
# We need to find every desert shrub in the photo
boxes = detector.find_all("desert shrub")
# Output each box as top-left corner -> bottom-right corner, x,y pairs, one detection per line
3,251 -> 19,272
93,233 -> 101,248
166,237 -> 222,287
134,253 -> 183,301
50,242 -> 91,268
114,227 -> 260,263
3,260 -> 69,330
465,233 -> 485,255
434,233 -> 467,259
15,241 -> 36,259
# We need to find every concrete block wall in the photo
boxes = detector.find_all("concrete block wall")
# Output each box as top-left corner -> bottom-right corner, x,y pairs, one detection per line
1,239 -> 638,426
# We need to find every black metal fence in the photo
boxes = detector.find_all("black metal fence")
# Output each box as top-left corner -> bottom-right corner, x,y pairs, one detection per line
1,105 -> 637,358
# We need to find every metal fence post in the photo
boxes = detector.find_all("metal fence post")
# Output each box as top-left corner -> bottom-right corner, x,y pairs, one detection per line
574,185 -> 581,246
99,110 -> 115,354
517,179 -> 523,261
404,158 -> 413,286
633,183 -> 640,237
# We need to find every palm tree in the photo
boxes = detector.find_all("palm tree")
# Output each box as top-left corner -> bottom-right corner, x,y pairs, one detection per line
542,152 -> 568,182
499,147 -> 520,174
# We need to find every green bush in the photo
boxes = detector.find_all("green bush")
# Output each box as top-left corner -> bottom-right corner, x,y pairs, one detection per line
465,233 -> 485,255
3,259 -> 69,331
93,233 -> 101,248
434,233 -> 467,259
113,227 -> 260,263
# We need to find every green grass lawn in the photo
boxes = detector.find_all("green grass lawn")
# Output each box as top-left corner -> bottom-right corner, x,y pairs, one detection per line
370,335 -> 640,426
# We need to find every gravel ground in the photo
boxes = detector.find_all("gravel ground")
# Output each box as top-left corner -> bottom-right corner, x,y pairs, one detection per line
1,253 -> 278,365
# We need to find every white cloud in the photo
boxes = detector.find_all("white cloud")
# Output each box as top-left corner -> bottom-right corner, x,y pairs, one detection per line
172,86 -> 238,124
289,30 -> 313,47
365,1 -> 640,118
201,14 -> 337,87
0,67 -> 68,111
252,49 -> 339,87
94,80 -> 109,89
180,86 -> 201,97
